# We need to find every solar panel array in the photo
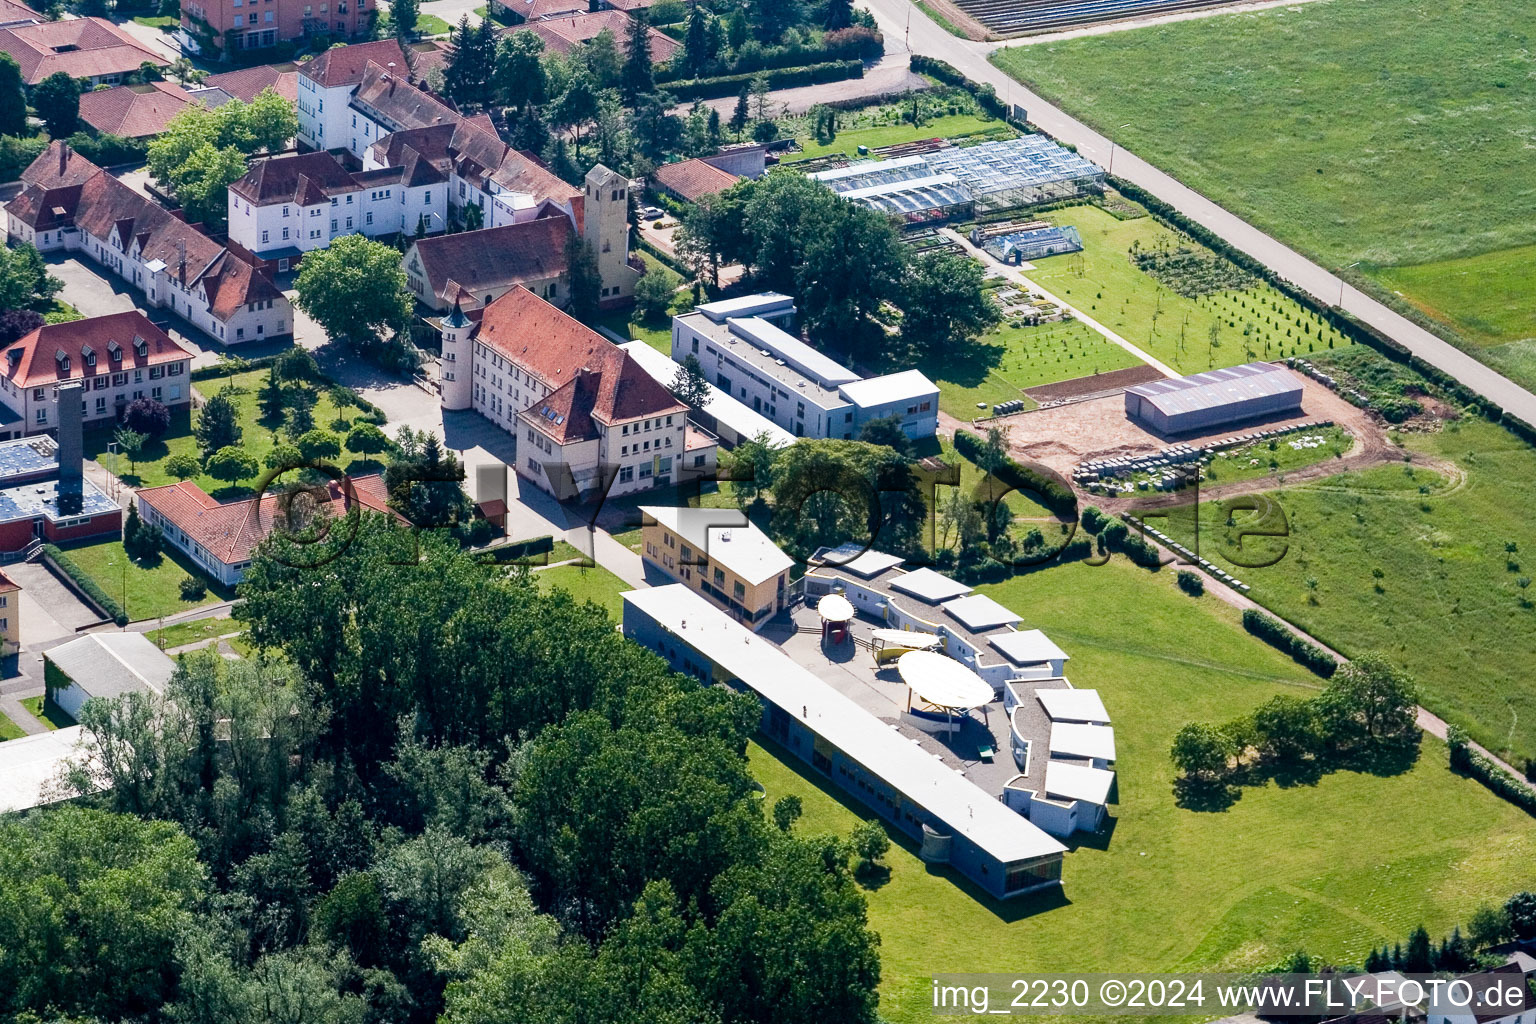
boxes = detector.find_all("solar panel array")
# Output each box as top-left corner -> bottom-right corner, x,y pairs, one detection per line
951,0 -> 1246,37
0,436 -> 58,484
0,477 -> 118,526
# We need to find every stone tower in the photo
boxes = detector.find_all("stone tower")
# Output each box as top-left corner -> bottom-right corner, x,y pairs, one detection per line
582,163 -> 640,306
438,295 -> 473,412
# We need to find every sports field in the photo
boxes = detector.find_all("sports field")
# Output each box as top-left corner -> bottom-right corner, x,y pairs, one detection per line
992,0 -> 1536,384
750,558 -> 1536,1023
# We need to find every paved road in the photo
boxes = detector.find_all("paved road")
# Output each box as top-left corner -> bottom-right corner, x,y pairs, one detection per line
860,0 -> 1536,425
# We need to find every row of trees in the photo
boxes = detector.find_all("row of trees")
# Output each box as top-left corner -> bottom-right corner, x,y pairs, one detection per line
1357,893 -> 1536,975
0,519 -> 886,1023
146,87 -> 296,230
678,172 -> 999,360
1171,654 -> 1420,791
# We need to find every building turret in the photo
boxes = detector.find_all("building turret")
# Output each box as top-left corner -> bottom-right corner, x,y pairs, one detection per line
438,293 -> 473,411
582,163 -> 641,306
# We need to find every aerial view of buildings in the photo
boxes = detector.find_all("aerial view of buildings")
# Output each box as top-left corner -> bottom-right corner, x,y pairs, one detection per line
0,0 -> 1533,1021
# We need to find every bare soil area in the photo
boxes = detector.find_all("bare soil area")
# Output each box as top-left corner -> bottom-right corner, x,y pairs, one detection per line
1025,363 -> 1167,402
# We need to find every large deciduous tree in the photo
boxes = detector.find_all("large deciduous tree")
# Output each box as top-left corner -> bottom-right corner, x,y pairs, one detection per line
293,234 -> 414,349
33,71 -> 79,137
0,53 -> 26,136
899,248 -> 1001,355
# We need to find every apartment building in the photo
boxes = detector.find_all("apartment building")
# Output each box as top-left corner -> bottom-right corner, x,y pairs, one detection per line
639,505 -> 793,630
179,0 -> 372,58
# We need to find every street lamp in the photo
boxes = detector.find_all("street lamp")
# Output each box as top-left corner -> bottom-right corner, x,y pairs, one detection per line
1338,262 -> 1361,307
1107,123 -> 1133,175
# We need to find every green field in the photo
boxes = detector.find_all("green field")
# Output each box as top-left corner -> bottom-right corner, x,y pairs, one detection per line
533,563 -> 632,620
86,369 -> 380,498
1376,245 -> 1536,349
750,558 -> 1536,1023
785,113 -> 1013,164
62,540 -> 225,622
1160,413 -> 1536,764
991,0 -> 1536,383
1198,427 -> 1354,487
144,616 -> 242,651
19,696 -> 72,730
1026,206 -> 1353,374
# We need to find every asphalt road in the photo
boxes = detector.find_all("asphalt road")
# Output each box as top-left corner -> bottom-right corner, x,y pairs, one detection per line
861,0 -> 1536,424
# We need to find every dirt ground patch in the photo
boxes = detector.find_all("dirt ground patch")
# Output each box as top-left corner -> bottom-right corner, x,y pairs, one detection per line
1025,363 -> 1168,402
988,373 -> 1389,483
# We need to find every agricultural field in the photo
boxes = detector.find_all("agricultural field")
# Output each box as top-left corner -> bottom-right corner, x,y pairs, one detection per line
750,558 -> 1536,1023
1026,205 -> 1353,374
992,0 -> 1536,388
1160,409 -> 1536,765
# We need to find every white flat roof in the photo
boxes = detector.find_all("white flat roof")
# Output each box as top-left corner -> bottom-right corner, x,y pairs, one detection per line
623,585 -> 1066,864
619,341 -> 795,448
640,506 -> 793,586
696,292 -> 795,323
811,543 -> 905,578
990,628 -> 1070,666
0,726 -> 89,812
726,316 -> 861,389
1050,723 -> 1117,762
837,369 -> 940,409
888,567 -> 973,604
1044,761 -> 1114,806
943,593 -> 1024,631
1035,688 -> 1109,724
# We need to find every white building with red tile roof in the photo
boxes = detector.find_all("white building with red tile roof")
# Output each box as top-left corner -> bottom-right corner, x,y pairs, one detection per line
437,286 -> 716,500
136,474 -> 397,585
77,81 -> 199,139
4,143 -> 290,346
0,17 -> 168,87
295,39 -> 447,152
0,311 -> 193,435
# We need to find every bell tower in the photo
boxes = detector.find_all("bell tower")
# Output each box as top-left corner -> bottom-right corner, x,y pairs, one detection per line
439,294 -> 473,412
582,163 -> 641,305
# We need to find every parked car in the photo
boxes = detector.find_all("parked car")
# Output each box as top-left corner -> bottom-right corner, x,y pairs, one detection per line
640,206 -> 665,220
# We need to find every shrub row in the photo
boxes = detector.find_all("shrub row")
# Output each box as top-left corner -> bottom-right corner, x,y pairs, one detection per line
1448,729 -> 1536,816
909,54 -> 1010,122
656,27 -> 882,84
1107,175 -> 1530,441
952,428 -> 1077,517
667,61 -> 864,103
44,544 -> 128,627
1242,608 -> 1338,678
635,235 -> 693,279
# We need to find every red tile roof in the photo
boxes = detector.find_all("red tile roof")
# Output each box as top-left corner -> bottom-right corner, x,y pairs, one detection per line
19,140 -> 99,190
202,252 -> 285,320
202,62 -> 299,103
492,0 -> 586,21
0,567 -> 19,592
408,215 -> 572,306
0,311 -> 192,389
77,81 -> 196,139
351,60 -> 461,132
0,17 -> 168,84
525,346 -> 686,442
0,0 -> 39,27
229,150 -> 360,206
519,10 -> 680,63
68,169 -> 225,286
652,157 -> 739,202
136,474 -> 396,569
299,38 -> 416,88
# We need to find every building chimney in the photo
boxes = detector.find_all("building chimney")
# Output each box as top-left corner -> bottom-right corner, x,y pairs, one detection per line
59,140 -> 69,175
54,380 -> 84,515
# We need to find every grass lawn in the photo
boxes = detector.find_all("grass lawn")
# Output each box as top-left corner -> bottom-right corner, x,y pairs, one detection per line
87,368 -> 381,499
533,563 -> 632,619
1160,413 -> 1536,765
144,616 -> 242,651
1375,245 -> 1536,350
19,695 -> 73,730
750,558 -> 1536,1022
132,14 -> 176,26
991,0 -> 1536,374
1483,340 -> 1536,394
1026,206 -> 1353,374
62,540 -> 225,622
0,710 -> 23,741
416,13 -> 452,35
1197,426 -> 1354,487
785,113 -> 1013,164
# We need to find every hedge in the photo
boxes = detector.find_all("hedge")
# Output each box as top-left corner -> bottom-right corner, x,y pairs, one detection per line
666,61 -> 864,103
1242,608 -> 1338,678
44,544 -> 128,626
910,54 -> 1010,122
635,235 -> 693,279
952,428 -> 1077,517
656,28 -> 882,84
1448,729 -> 1536,816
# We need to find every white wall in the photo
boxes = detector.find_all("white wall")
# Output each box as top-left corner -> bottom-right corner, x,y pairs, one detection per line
297,76 -> 357,153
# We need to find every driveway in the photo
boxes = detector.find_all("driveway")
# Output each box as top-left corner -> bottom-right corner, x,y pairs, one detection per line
858,0 -> 1536,425
5,562 -> 105,645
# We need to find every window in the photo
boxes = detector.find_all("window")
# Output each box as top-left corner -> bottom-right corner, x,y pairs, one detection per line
365,212 -> 373,225
282,205 -> 289,217
261,230 -> 269,243
618,466 -> 633,483
34,408 -> 46,423
31,388 -> 43,401
282,227 -> 290,240
233,9 -> 242,20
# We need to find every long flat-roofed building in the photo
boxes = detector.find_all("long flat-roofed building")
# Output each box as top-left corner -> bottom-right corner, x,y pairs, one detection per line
622,584 -> 1067,899
638,505 -> 793,629
618,340 -> 794,449
671,295 -> 938,440
1124,361 -> 1304,436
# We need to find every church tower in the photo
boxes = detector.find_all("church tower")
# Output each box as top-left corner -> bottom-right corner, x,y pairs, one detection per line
582,163 -> 641,306
438,294 -> 473,412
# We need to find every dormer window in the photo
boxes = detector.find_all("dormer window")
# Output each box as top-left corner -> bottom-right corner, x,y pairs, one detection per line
81,344 -> 96,368
133,336 -> 148,358
54,349 -> 69,375
107,340 -> 122,361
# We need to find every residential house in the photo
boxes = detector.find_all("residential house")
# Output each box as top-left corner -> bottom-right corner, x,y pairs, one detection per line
178,0 -> 373,58
295,38 -> 446,152
44,632 -> 176,720
5,144 -> 291,345
0,312 -> 192,433
202,60 -> 300,102
136,473 -> 396,586
639,505 -> 793,629
516,10 -> 680,64
436,285 -> 716,500
0,17 -> 168,88
77,81 -> 198,140
404,214 -> 572,311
